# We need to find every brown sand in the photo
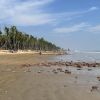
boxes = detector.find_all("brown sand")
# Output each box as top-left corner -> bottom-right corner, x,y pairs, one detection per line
0,54 -> 100,100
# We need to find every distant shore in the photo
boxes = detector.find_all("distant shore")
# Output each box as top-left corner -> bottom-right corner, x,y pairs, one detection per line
0,50 -> 66,55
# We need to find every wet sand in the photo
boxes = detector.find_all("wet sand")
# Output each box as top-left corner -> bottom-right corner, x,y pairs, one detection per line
0,54 -> 100,100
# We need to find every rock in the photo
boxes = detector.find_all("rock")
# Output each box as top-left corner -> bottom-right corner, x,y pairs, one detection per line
88,69 -> 92,71
91,86 -> 98,92
64,85 -> 67,87
97,76 -> 100,81
26,69 -> 31,72
77,68 -> 82,70
33,61 -> 100,68
38,71 -> 42,73
75,64 -> 82,68
22,64 -> 31,68
65,70 -> 71,74
52,69 -> 58,74
57,68 -> 63,72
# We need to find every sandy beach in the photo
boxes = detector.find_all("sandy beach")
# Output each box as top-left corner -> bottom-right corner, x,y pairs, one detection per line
0,50 -> 64,55
0,54 -> 100,100
0,0 -> 99,99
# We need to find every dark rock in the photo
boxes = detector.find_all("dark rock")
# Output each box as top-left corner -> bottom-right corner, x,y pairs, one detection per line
91,86 -> 98,92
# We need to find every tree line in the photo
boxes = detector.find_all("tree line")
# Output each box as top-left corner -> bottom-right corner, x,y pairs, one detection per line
0,26 -> 60,51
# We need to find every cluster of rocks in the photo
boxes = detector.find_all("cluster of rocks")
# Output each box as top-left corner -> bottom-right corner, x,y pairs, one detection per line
20,61 -> 100,93
91,86 -> 99,92
33,61 -> 100,68
21,64 -> 32,68
52,68 -> 71,74
97,76 -> 100,81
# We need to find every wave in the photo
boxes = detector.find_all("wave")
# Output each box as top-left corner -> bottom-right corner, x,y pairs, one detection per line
74,51 -> 100,54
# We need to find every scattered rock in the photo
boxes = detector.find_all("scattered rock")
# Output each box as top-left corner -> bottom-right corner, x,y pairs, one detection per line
37,71 -> 41,73
77,68 -> 82,70
97,76 -> 100,81
64,85 -> 67,87
26,69 -> 31,72
57,68 -> 63,72
91,86 -> 98,92
75,64 -> 82,68
22,64 -> 31,68
88,69 -> 92,71
52,69 -> 58,74
33,61 -> 100,68
65,70 -> 71,74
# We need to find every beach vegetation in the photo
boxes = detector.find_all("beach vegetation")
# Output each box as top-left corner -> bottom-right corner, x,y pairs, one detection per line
0,26 -> 60,51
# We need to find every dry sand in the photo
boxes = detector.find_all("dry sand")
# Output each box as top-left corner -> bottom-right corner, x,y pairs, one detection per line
0,50 -> 64,55
0,54 -> 100,100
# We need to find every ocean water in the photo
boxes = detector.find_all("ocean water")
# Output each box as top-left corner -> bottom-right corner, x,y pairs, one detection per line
55,52 -> 100,62
53,52 -> 100,85
53,52 -> 100,75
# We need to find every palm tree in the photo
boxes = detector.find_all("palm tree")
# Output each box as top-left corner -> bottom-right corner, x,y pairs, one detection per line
4,27 -> 10,49
9,26 -> 18,50
0,26 -> 61,51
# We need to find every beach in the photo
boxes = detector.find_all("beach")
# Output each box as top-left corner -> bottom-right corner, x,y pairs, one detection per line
0,53 -> 100,100
0,0 -> 99,99
0,50 -> 65,55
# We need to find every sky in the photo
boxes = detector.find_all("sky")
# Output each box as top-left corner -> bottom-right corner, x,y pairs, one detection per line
0,0 -> 100,51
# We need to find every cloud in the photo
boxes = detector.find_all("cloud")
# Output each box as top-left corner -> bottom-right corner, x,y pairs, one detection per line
11,14 -> 54,26
88,6 -> 99,11
54,22 -> 100,34
0,0 -> 55,26
49,6 -> 99,25
54,23 -> 90,33
87,25 -> 100,33
0,0 -> 99,26
59,6 -> 98,17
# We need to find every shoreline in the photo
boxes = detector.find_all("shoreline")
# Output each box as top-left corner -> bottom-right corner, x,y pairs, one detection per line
0,50 -> 65,55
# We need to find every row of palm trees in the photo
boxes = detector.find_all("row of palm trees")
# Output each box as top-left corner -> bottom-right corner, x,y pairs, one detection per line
0,26 -> 60,51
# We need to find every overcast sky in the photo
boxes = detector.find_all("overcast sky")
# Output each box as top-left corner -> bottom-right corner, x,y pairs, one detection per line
0,0 -> 100,51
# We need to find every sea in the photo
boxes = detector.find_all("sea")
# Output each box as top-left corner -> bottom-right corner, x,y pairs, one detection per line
49,52 -> 100,84
55,51 -> 100,62
53,51 -> 100,85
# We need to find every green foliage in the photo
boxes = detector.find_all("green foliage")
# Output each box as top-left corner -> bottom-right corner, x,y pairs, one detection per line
0,26 -> 60,51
